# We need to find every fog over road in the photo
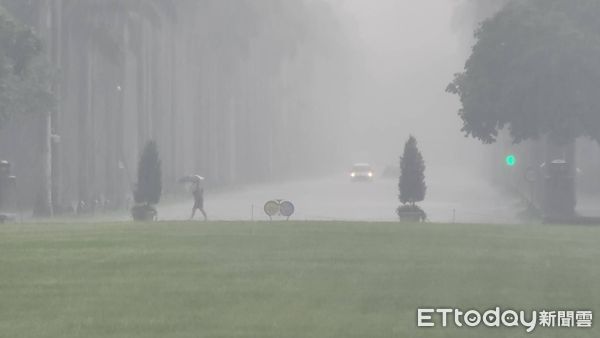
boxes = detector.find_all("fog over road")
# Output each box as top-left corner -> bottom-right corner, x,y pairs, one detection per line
158,174 -> 518,224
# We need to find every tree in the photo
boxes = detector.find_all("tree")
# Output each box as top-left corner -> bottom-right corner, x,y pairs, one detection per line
57,0 -> 175,210
447,0 -> 600,145
0,4 -> 55,217
134,140 -> 161,206
0,1 -> 357,214
0,5 -> 52,128
399,135 -> 426,205
446,0 -> 600,217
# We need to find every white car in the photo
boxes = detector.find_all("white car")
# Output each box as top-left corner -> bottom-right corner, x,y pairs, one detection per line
350,163 -> 374,181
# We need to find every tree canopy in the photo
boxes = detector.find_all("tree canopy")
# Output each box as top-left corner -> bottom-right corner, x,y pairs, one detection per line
447,0 -> 600,145
0,5 -> 53,128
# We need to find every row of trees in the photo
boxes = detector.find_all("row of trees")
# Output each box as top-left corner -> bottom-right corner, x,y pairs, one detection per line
0,1 -> 358,216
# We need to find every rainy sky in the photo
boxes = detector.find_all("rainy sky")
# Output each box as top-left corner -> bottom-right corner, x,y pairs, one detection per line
329,0 -> 486,179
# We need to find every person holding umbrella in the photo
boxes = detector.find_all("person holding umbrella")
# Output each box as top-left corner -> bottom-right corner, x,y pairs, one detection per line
179,175 -> 207,221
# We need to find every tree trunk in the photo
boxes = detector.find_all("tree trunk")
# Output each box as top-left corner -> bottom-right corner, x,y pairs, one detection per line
34,111 -> 53,217
50,0 -> 63,212
542,134 -> 576,220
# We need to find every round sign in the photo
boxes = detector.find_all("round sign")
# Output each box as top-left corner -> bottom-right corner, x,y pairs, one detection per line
264,200 -> 280,217
279,200 -> 295,217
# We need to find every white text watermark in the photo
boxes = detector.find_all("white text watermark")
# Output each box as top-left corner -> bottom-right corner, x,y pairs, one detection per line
417,307 -> 592,333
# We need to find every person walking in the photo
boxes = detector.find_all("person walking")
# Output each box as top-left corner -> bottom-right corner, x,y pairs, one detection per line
190,180 -> 207,221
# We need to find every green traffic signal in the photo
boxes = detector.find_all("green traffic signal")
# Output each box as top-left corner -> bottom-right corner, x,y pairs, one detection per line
505,154 -> 516,167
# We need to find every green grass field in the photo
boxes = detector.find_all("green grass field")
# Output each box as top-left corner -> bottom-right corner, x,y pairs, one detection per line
0,221 -> 599,338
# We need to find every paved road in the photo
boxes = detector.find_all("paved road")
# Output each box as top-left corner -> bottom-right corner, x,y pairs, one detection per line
159,173 -> 519,223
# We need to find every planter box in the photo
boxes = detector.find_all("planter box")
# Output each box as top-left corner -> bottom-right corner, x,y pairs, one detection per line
397,210 -> 426,223
131,205 -> 157,221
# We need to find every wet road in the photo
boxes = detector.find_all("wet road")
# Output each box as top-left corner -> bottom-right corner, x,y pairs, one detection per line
159,174 -> 518,223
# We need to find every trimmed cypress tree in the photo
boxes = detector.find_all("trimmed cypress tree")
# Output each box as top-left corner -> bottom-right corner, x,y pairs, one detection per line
134,140 -> 162,206
399,135 -> 426,206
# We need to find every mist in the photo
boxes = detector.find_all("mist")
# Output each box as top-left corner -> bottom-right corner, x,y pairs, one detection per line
337,0 -> 484,173
0,0 -> 567,223
2,3 -> 599,335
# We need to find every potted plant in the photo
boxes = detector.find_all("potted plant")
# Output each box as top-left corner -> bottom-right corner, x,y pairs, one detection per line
131,141 -> 161,221
397,135 -> 427,222
396,204 -> 427,222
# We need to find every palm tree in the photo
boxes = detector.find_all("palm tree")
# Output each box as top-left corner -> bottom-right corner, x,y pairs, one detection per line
57,0 -> 176,210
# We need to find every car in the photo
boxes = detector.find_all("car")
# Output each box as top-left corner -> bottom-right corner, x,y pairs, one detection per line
350,163 -> 374,181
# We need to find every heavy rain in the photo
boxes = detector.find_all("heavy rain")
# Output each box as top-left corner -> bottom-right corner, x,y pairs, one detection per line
0,1 -> 598,337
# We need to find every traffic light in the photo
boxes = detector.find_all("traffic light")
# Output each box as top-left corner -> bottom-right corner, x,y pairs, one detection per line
505,154 -> 516,167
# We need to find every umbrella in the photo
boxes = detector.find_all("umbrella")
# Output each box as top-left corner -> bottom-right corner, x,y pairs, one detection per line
178,175 -> 205,184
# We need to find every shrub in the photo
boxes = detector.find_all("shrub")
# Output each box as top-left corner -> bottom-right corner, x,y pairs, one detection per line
399,135 -> 426,205
133,140 -> 162,206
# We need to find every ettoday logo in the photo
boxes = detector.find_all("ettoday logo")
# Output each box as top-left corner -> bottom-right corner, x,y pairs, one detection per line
417,307 -> 593,333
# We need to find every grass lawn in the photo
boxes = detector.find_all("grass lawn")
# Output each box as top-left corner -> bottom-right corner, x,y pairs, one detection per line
0,221 -> 599,338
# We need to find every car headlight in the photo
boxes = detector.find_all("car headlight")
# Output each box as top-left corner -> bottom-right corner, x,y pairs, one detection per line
368,172 -> 373,177
350,172 -> 356,177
